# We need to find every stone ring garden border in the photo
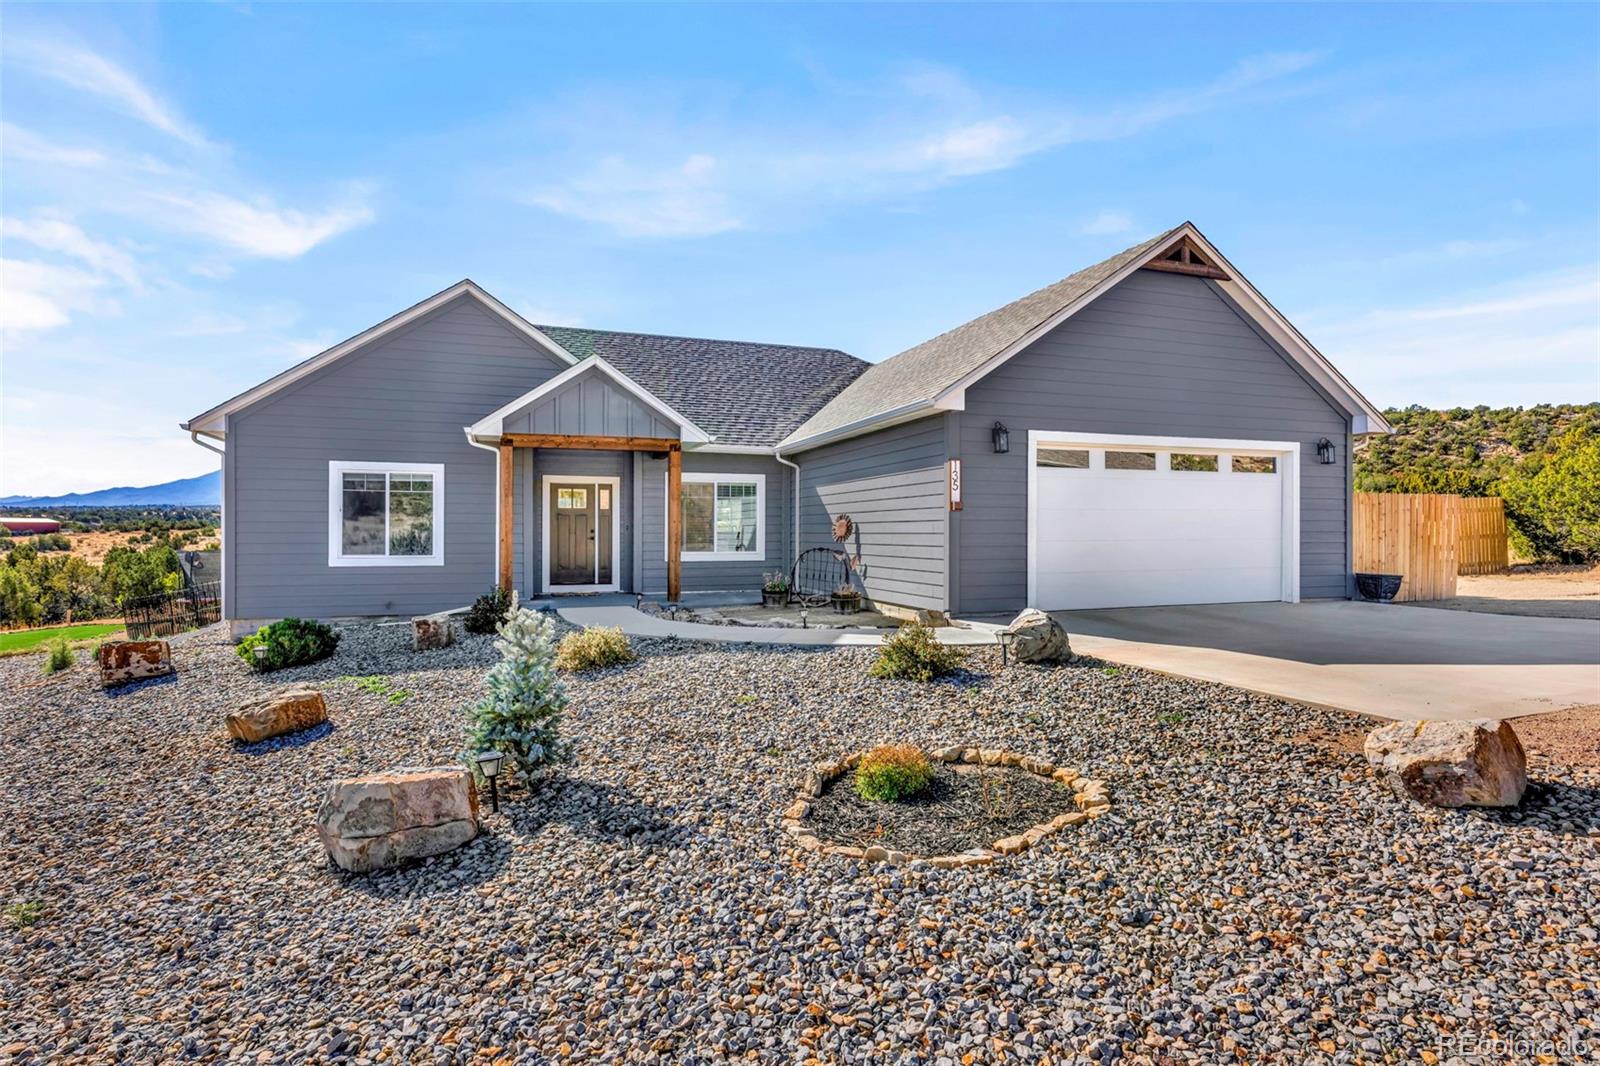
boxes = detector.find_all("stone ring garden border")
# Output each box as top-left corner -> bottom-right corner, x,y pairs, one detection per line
782,745 -> 1111,869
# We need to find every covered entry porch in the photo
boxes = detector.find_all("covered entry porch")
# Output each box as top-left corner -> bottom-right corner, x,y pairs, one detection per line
466,356 -> 714,601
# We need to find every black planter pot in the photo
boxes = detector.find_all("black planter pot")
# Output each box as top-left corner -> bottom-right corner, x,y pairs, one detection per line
762,589 -> 788,607
831,594 -> 861,614
1355,572 -> 1404,603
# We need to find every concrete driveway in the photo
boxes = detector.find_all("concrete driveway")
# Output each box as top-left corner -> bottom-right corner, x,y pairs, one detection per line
1056,601 -> 1600,722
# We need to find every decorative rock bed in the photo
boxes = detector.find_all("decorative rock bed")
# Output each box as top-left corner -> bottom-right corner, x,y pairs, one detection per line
782,745 -> 1110,867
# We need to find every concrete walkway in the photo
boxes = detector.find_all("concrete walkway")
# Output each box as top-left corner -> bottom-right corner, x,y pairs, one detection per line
1055,601 -> 1600,722
555,605 -> 1001,647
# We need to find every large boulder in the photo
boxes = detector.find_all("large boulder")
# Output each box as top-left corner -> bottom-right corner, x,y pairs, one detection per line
1003,609 -> 1073,663
412,614 -> 455,651
226,688 -> 328,743
1364,719 -> 1527,808
316,766 -> 480,873
98,640 -> 174,687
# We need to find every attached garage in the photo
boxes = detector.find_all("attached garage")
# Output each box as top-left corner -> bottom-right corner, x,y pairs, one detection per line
1027,432 -> 1300,611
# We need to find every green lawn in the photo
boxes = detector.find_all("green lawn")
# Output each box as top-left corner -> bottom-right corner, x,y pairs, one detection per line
0,622 -> 125,655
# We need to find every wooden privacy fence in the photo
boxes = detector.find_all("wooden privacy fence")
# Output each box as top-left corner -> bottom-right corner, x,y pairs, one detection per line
1353,493 -> 1508,601
1457,496 -> 1511,575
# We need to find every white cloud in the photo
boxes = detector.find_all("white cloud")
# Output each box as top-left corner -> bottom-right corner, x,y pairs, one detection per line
520,52 -> 1324,238
1078,209 -> 1134,236
147,190 -> 376,258
8,37 -> 208,147
1,216 -> 141,286
527,155 -> 742,238
1312,265 -> 1600,406
0,257 -> 116,333
0,122 -> 108,168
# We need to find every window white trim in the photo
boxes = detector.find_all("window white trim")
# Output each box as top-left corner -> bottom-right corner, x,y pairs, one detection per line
1025,430 -> 1299,607
541,475 -> 622,593
664,471 -> 766,562
327,460 -> 446,567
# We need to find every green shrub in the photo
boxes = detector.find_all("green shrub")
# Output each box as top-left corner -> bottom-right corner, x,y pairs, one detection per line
1500,428 -> 1600,563
463,604 -> 570,782
869,621 -> 963,681
554,626 -> 635,672
855,744 -> 934,802
464,586 -> 513,635
236,617 -> 339,672
41,637 -> 72,674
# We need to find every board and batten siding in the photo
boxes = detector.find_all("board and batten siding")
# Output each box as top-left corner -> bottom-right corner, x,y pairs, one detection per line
954,268 -> 1351,614
638,452 -> 792,594
226,296 -> 568,620
501,364 -> 677,439
794,416 -> 949,612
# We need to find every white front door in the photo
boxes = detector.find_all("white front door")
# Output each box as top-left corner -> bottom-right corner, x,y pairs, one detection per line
1028,432 -> 1299,610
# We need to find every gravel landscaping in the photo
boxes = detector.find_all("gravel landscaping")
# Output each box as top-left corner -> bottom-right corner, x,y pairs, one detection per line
3,620 -> 1598,1064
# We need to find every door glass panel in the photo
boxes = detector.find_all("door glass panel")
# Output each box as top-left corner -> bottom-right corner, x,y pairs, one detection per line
1105,450 -> 1156,470
595,482 -> 612,584
1037,448 -> 1089,468
1169,453 -> 1219,472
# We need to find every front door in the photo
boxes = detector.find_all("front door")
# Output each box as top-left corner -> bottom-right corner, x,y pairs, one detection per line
547,480 -> 615,589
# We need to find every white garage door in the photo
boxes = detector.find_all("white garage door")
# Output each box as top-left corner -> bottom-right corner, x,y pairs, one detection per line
1031,436 -> 1295,610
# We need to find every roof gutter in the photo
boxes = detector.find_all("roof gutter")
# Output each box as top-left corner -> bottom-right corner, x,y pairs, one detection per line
187,428 -> 225,457
776,399 -> 940,455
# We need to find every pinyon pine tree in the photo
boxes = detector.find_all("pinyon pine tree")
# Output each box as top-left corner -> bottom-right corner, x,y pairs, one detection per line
464,599 -> 571,783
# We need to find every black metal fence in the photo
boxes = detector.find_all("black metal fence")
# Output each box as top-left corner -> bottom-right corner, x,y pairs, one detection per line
124,581 -> 221,639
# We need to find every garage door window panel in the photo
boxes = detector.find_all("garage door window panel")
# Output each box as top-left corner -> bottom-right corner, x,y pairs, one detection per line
1105,450 -> 1156,471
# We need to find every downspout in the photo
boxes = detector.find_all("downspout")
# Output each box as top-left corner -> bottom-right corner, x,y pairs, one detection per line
773,448 -> 801,569
189,429 -> 225,457
464,429 -> 503,589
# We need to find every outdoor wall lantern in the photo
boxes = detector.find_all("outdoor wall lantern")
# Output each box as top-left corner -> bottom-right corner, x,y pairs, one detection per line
996,628 -> 1016,668
475,750 -> 506,813
992,421 -> 1010,454
1316,437 -> 1336,465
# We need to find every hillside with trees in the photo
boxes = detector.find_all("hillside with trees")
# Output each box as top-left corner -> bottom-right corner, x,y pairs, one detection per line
1354,403 -> 1599,562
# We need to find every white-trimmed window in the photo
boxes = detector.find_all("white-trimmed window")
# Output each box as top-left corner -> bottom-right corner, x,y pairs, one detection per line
669,472 -> 765,562
328,461 -> 445,566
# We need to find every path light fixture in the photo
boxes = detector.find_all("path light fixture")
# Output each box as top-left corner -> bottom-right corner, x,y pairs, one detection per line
992,421 -> 1010,454
1316,437 -> 1336,465
475,750 -> 506,813
997,629 -> 1015,668
799,608 -> 809,630
635,593 -> 644,611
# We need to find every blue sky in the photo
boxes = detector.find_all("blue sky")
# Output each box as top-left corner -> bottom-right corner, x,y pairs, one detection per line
2,2 -> 1597,495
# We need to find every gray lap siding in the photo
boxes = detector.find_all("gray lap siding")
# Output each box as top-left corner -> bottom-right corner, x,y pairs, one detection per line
953,268 -> 1351,615
793,417 -> 949,612
226,298 -> 567,620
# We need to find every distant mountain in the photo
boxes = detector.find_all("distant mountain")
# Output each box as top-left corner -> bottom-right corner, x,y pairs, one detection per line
0,470 -> 221,508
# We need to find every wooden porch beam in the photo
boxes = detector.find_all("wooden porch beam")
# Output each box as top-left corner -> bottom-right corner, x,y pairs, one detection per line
497,441 -> 514,590
666,444 -> 682,601
500,433 -> 681,452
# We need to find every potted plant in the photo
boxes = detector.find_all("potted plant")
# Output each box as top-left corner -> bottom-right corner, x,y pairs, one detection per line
762,571 -> 790,608
831,582 -> 861,614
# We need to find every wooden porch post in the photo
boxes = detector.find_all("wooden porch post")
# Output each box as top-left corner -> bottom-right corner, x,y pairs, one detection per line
498,440 -> 514,591
666,444 -> 682,601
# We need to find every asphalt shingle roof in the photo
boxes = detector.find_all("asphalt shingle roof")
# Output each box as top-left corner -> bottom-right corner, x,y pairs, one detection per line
534,325 -> 868,448
782,225 -> 1185,446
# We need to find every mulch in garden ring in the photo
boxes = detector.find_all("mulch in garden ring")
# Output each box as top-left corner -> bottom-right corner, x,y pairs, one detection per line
805,761 -> 1076,857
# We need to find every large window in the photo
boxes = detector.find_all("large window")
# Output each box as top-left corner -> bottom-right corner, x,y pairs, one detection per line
328,461 -> 445,566
672,472 -> 765,561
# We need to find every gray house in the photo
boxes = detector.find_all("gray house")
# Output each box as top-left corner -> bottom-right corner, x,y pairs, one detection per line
183,222 -> 1389,633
